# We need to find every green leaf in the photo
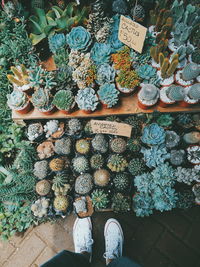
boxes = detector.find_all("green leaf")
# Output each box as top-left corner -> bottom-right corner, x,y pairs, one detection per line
34,8 -> 48,29
30,33 -> 46,45
64,2 -> 77,17
29,16 -> 42,34
52,6 -> 63,19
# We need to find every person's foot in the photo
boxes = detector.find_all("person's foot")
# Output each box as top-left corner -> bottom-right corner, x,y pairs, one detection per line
103,218 -> 124,265
73,217 -> 93,262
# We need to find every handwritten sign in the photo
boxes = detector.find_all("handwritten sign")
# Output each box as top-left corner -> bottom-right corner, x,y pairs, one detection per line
118,15 -> 147,53
91,120 -> 132,137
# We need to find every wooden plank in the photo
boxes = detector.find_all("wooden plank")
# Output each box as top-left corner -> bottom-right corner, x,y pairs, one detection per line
12,93 -> 200,121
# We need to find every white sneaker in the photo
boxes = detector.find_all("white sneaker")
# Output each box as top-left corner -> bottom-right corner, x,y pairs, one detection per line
103,218 -> 124,265
73,217 -> 93,262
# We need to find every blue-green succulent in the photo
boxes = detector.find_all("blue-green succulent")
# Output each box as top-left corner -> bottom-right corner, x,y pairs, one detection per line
75,87 -> 98,111
96,64 -> 116,85
137,64 -> 156,81
133,193 -> 154,217
108,30 -> 124,52
66,26 -> 92,51
98,83 -> 119,108
141,123 -> 166,146
48,33 -> 67,53
91,42 -> 111,65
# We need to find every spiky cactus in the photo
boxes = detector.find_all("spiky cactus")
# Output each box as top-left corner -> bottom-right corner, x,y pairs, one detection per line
110,137 -> 127,154
112,193 -> 131,213
52,173 -> 71,196
188,84 -> 200,100
128,158 -> 146,176
166,85 -> 185,101
90,154 -> 104,169
113,173 -> 130,192
107,154 -> 128,172
182,63 -> 200,81
72,156 -> 90,173
75,139 -> 90,155
91,189 -> 109,209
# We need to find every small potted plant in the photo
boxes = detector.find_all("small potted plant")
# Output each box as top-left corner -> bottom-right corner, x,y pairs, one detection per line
137,84 -> 160,109
53,90 -> 75,114
32,88 -> 55,115
116,70 -> 140,95
179,84 -> 200,107
98,83 -> 119,108
7,90 -> 32,114
75,87 -> 99,113
159,85 -> 185,108
175,63 -> 200,87
187,145 -> 200,165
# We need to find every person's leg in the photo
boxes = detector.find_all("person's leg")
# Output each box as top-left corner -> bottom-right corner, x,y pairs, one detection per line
40,217 -> 93,267
103,218 -> 141,267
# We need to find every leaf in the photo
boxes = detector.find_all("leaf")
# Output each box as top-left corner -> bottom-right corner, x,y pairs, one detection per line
46,16 -> 57,27
64,2 -> 77,17
30,33 -> 46,45
34,8 -> 48,29
29,16 -> 42,34
51,6 -> 63,19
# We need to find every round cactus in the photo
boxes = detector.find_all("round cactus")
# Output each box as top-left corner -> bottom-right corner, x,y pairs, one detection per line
182,63 -> 200,81
110,137 -> 127,154
127,138 -> 141,152
36,180 -> 51,196
91,189 -> 109,209
90,154 -> 104,170
188,84 -> 200,100
72,156 -> 90,173
54,137 -> 72,155
54,195 -> 69,211
67,119 -> 83,135
107,154 -> 128,172
75,173 -> 93,195
92,134 -> 108,153
75,139 -> 90,155
128,158 -> 146,176
166,85 -> 185,101
34,160 -> 49,180
113,173 -> 130,192
49,157 -> 69,172
94,169 -> 110,187
139,84 -> 159,101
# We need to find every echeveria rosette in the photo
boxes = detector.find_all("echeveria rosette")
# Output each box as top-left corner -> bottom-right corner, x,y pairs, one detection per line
7,90 -> 28,109
75,87 -> 99,111
141,123 -> 166,146
53,90 -> 75,111
96,64 -> 116,85
91,42 -> 112,65
48,33 -> 67,54
108,30 -> 124,53
32,88 -> 54,111
137,64 -> 157,81
98,83 -> 119,108
66,26 -> 92,52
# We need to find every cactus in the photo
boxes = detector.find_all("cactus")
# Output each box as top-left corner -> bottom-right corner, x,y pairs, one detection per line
110,137 -> 127,154
34,160 -> 48,180
36,180 -> 51,196
113,173 -> 130,192
49,157 -> 69,172
150,39 -> 168,63
166,131 -> 180,149
139,84 -> 159,101
112,193 -> 131,213
75,139 -> 90,155
182,63 -> 200,81
27,123 -> 44,141
94,169 -> 110,187
107,154 -> 128,172
52,174 -> 71,196
90,154 -> 104,170
72,156 -> 90,173
128,158 -> 146,176
92,134 -> 108,153
170,150 -> 185,166
75,173 -> 93,195
54,195 -> 69,211
166,85 -> 185,101
7,65 -> 31,89
191,49 -> 200,64
31,198 -> 49,218
67,119 -> 83,135
159,53 -> 179,79
188,84 -> 200,100
91,189 -> 109,210
127,138 -> 141,152
54,137 -> 72,155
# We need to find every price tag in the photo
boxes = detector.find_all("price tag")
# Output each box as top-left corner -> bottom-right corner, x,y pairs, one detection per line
118,15 -> 147,53
91,120 -> 132,137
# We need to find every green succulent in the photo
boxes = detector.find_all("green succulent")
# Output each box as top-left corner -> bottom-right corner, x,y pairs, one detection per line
90,154 -> 104,170
32,88 -> 53,111
107,154 -> 128,172
113,173 -> 130,192
110,137 -> 127,154
53,90 -> 74,111
128,158 -> 146,176
124,116 -> 142,136
72,156 -> 90,173
112,193 -> 131,213
127,138 -> 141,153
156,114 -> 174,127
91,189 -> 109,210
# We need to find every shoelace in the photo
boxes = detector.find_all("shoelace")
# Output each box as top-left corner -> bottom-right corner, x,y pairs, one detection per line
79,238 -> 94,253
103,234 -> 120,260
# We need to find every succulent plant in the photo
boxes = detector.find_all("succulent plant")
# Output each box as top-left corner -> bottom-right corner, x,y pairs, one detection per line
91,189 -> 109,210
27,123 -> 44,141
116,70 -> 140,89
111,45 -> 132,71
94,169 -> 110,187
166,85 -> 185,101
176,190 -> 195,210
131,4 -> 145,21
187,146 -> 200,165
72,156 -> 90,174
53,90 -> 75,111
183,132 -> 200,144
127,138 -> 142,153
75,139 -> 90,155
54,137 -> 72,155
34,160 -> 49,180
138,84 -> 159,101
137,64 -> 156,82
191,49 -> 200,64
52,173 -> 71,196
67,118 -> 83,135
7,90 -> 29,110
44,120 -> 60,138
133,192 -> 154,217
182,63 -> 200,81
66,26 -> 92,51
124,116 -> 142,136
7,65 -> 31,91
128,158 -> 146,175
92,134 -> 108,153
141,123 -> 166,146
75,173 -> 93,195
98,83 -> 119,108
175,167 -> 200,185
31,88 -> 54,111
192,183 -> 200,205
30,66 -> 56,90
156,114 -> 174,128
74,197 -> 87,213
68,50 -> 85,69
36,180 -> 51,196
110,137 -> 127,154
54,195 -> 69,212
112,193 -> 131,213
188,84 -> 200,100
170,149 -> 185,166
48,33 -> 67,53
31,198 -> 49,218
49,157 -> 69,172
113,173 -> 130,192
176,113 -> 193,128
165,131 -> 180,149
90,154 -> 104,169
75,88 -> 98,112
159,53 -> 179,79
37,141 -> 55,160
96,63 -> 116,85
112,0 -> 128,15
108,29 -> 124,53
107,154 -> 128,172
91,42 -> 111,65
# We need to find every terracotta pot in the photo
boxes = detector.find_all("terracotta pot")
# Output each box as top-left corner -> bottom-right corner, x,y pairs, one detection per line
138,100 -> 156,110
59,109 -> 71,115
158,100 -> 175,108
82,109 -> 93,114
15,101 -> 32,114
38,105 -> 56,115
179,101 -> 190,108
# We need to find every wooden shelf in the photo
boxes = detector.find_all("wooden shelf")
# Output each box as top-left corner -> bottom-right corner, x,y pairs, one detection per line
12,93 -> 200,121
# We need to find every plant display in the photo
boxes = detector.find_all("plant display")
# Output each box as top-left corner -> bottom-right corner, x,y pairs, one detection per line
54,137 -> 72,155
110,137 -> 127,154
75,87 -> 98,112
94,169 -> 110,187
107,154 -> 128,172
91,189 -> 109,210
34,160 -> 49,180
53,90 -> 75,112
98,83 -> 119,108
141,123 -> 166,146
92,134 -> 108,153
75,173 -> 93,195
54,195 -> 69,212
128,158 -> 146,175
72,156 -> 89,173
113,173 -> 130,192
112,193 -> 131,213
96,64 -> 116,85
31,198 -> 49,218
36,180 -> 51,196
90,154 -> 104,170
75,139 -> 90,155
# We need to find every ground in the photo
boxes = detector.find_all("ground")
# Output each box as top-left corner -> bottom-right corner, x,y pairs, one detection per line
1,208 -> 200,267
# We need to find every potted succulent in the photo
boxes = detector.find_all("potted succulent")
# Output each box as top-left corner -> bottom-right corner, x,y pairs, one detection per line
32,88 -> 55,115
116,70 -> 140,95
7,90 -> 32,114
175,63 -> 200,87
53,90 -> 75,114
187,145 -> 200,165
138,84 -> 160,109
159,85 -> 185,108
98,83 -> 119,108
75,87 -> 99,113
179,84 -> 200,107
96,63 -> 116,85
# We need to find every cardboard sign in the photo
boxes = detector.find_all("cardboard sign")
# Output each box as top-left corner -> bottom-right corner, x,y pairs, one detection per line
91,120 -> 132,137
118,15 -> 147,53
